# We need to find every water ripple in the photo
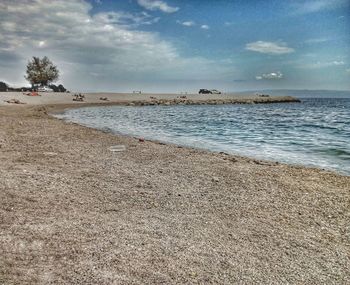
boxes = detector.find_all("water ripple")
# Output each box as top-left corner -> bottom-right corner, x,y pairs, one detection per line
56,98 -> 350,175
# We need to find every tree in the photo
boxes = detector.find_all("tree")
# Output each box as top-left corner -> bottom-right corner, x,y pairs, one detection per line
25,56 -> 59,87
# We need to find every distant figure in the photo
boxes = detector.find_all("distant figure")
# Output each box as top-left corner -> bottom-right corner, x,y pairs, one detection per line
73,93 -> 85,101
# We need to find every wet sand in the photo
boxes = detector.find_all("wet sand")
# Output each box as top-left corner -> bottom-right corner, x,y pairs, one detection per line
0,103 -> 349,284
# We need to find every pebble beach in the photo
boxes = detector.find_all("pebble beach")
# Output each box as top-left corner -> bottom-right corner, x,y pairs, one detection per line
0,93 -> 349,284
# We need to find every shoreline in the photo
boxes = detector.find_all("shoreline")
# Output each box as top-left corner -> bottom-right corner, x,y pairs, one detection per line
1,103 -> 349,283
53,104 -> 348,177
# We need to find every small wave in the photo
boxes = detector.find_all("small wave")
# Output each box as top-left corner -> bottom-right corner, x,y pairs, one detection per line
57,98 -> 350,175
316,148 -> 350,159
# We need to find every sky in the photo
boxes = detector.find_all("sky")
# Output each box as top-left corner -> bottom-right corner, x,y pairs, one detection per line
0,0 -> 349,92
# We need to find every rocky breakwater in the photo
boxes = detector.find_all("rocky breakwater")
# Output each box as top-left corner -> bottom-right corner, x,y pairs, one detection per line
126,96 -> 301,107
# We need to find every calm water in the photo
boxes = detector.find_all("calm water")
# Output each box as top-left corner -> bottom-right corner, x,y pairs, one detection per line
56,98 -> 350,175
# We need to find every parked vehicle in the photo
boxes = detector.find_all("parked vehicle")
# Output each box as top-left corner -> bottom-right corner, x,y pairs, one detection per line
255,92 -> 270,97
199,89 -> 212,94
37,86 -> 54,92
199,89 -> 222,94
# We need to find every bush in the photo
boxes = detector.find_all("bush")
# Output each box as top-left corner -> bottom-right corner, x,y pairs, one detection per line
49,84 -> 67,92
0,81 -> 8,92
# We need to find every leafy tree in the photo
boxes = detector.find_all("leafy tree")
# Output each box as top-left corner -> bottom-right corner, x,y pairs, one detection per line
25,56 -> 59,87
0,81 -> 8,91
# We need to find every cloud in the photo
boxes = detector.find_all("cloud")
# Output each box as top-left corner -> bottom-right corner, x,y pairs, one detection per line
0,0 -> 235,90
177,20 -> 196,27
255,71 -> 284,80
245,41 -> 295,55
332,61 -> 345,65
93,11 -> 160,28
347,68 -> 350,73
298,60 -> 346,69
137,0 -> 179,13
291,0 -> 349,14
177,21 -> 209,29
38,41 -> 46,48
304,38 -> 330,44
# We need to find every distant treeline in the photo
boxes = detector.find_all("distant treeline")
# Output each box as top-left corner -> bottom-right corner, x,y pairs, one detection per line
0,81 -> 67,92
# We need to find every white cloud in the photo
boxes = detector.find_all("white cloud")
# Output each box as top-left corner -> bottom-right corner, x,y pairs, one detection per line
38,41 -> 46,48
137,0 -> 179,13
347,68 -> 350,73
177,21 -> 195,27
298,60 -> 345,69
333,61 -> 345,65
304,38 -> 330,44
0,0 -> 235,91
245,41 -> 295,55
177,21 -> 209,29
93,11 -> 160,28
255,71 -> 284,80
291,0 -> 349,14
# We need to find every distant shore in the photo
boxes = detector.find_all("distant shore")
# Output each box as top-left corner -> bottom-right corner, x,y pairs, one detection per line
0,91 -> 300,107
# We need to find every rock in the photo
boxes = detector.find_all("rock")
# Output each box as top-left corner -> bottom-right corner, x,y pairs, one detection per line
212,177 -> 219,183
43,152 -> 58,156
108,145 -> 126,152
5,99 -> 26,104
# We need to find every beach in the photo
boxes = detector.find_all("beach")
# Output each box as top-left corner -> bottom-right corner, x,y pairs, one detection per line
0,91 -> 300,107
1,95 -> 349,284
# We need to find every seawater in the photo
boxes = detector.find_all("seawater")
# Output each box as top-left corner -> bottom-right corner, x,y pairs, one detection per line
56,98 -> 350,175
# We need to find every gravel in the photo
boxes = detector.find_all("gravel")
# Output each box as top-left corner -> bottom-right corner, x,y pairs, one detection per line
0,105 -> 349,284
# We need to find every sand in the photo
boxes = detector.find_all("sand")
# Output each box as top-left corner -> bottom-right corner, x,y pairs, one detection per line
0,91 -> 246,106
0,101 -> 349,284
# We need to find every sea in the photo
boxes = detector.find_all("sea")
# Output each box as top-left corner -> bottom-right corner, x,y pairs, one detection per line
56,93 -> 350,176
